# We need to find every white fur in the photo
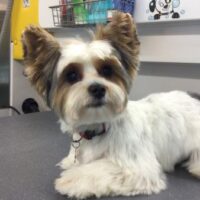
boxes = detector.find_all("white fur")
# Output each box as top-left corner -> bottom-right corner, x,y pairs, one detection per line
55,90 -> 200,198
55,39 -> 126,127
63,77 -> 126,127
57,40 -> 113,76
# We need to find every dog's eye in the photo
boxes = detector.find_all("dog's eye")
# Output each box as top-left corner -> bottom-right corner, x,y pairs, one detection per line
99,65 -> 113,78
159,2 -> 164,7
66,69 -> 82,84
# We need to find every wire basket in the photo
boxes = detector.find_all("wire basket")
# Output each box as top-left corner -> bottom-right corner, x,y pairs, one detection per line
49,0 -> 135,27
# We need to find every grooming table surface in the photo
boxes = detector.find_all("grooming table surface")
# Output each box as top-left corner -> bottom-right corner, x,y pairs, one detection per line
0,112 -> 199,200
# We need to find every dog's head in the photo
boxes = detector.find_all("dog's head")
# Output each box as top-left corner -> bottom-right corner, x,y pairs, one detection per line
150,0 -> 174,13
22,12 -> 140,127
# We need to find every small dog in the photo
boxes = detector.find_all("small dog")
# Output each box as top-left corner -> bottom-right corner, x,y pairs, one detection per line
22,12 -> 200,199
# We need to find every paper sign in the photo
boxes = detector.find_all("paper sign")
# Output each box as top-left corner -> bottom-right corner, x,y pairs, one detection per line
134,0 -> 200,23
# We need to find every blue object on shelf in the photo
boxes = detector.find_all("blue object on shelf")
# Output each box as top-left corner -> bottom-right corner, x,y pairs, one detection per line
113,0 -> 135,15
87,0 -> 114,24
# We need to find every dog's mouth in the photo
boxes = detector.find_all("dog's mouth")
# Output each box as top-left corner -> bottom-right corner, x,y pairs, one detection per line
162,5 -> 169,11
162,8 -> 168,11
87,100 -> 106,108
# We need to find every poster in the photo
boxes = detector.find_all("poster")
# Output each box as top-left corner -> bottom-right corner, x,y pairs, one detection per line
134,0 -> 200,23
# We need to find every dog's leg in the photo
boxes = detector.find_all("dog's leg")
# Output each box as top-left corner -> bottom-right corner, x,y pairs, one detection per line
172,12 -> 180,18
55,158 -> 166,199
55,159 -> 123,199
154,14 -> 161,20
186,149 -> 200,178
57,146 -> 78,169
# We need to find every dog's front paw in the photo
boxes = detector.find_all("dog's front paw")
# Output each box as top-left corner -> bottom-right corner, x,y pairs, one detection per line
57,146 -> 78,170
55,170 -> 94,199
57,156 -> 76,170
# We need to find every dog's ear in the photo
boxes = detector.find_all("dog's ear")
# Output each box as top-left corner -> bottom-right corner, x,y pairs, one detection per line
22,26 -> 61,102
149,0 -> 156,12
95,12 -> 140,79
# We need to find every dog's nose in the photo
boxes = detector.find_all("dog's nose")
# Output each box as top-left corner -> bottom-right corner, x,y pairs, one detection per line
88,83 -> 106,99
164,4 -> 168,9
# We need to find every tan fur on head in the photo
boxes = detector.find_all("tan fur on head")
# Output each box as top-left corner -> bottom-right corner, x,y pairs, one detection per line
22,26 -> 61,97
95,12 -> 140,79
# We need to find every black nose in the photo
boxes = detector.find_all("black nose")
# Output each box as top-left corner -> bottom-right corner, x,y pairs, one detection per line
88,83 -> 106,99
164,4 -> 168,9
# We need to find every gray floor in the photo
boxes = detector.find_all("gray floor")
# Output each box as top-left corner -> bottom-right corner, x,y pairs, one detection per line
0,111 -> 199,200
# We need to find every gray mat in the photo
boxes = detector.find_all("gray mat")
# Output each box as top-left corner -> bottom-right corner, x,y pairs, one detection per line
0,112 -> 199,200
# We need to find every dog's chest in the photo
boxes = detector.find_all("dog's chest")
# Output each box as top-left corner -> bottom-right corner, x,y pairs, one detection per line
76,135 -> 110,164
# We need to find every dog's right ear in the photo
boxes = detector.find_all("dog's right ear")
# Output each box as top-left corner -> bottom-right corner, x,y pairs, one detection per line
95,12 -> 140,80
22,26 -> 60,99
149,0 -> 156,12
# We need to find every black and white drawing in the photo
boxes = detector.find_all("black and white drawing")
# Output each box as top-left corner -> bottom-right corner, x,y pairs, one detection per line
148,0 -> 184,20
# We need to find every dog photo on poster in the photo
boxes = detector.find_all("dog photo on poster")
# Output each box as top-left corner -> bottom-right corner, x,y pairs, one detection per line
147,0 -> 185,20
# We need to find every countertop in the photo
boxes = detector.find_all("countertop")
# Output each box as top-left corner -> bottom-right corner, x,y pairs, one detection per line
0,111 -> 199,200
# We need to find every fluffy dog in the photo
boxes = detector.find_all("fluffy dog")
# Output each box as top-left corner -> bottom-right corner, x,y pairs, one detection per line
22,12 -> 200,199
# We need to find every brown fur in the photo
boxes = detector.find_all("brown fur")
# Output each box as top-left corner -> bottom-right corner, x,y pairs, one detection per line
95,12 -> 140,79
93,57 -> 129,92
22,26 -> 61,98
52,83 -> 69,118
52,63 -> 83,117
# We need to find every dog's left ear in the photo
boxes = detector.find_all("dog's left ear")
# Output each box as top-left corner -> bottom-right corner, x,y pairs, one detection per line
95,12 -> 140,79
22,26 -> 61,103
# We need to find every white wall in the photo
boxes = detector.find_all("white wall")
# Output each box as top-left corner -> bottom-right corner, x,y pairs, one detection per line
130,63 -> 200,100
39,0 -> 59,28
131,20 -> 200,100
10,59 -> 49,113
